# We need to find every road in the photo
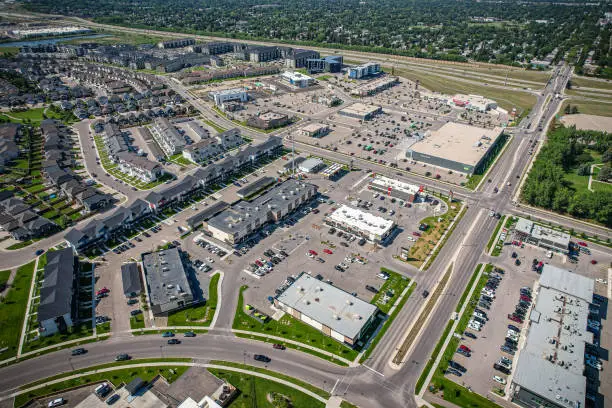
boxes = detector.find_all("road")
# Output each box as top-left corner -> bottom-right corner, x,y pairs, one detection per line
0,18 -> 609,407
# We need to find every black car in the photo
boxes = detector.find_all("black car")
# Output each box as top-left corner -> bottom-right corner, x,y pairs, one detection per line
515,259 -> 521,266
464,331 -> 477,339
167,339 -> 181,345
449,360 -> 467,373
254,354 -> 271,363
71,347 -> 87,356
422,290 -> 430,298
366,285 -> 379,294
315,274 -> 323,281
106,394 -> 120,405
335,265 -> 344,272
115,354 -> 130,361
130,309 -> 142,316
493,363 -> 511,375
358,238 -> 366,246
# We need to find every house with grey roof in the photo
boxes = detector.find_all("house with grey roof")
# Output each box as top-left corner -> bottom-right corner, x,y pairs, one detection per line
37,248 -> 77,337
121,262 -> 142,297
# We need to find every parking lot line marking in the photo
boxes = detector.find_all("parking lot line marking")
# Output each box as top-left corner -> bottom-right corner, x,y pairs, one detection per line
362,364 -> 385,377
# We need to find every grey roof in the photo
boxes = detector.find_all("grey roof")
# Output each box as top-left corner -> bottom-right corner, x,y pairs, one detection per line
142,248 -> 193,313
186,201 -> 229,228
512,267 -> 593,408
38,248 -> 75,322
539,264 -> 594,302
125,377 -> 145,395
121,263 -> 142,296
236,177 -> 276,199
298,157 -> 325,173
283,156 -> 305,170
276,273 -> 378,340
117,152 -> 161,172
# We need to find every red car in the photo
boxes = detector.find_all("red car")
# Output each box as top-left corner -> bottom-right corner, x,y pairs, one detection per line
578,241 -> 588,247
520,295 -> 532,303
255,260 -> 263,267
459,345 -> 471,353
309,250 -> 318,256
412,232 -> 421,237
591,260 -> 597,265
97,287 -> 110,295
508,314 -> 523,323
272,344 -> 286,350
323,249 -> 333,255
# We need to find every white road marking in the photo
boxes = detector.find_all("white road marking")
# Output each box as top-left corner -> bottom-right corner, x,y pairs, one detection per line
330,379 -> 340,395
362,364 -> 385,377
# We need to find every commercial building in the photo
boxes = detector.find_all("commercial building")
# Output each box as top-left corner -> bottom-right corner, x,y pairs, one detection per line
406,122 -> 504,175
285,49 -> 320,68
351,76 -> 399,97
121,262 -> 142,297
247,111 -> 290,130
510,265 -> 593,408
11,26 -> 92,39
338,103 -> 382,120
449,94 -> 498,112
150,117 -> 186,156
325,204 -> 395,243
298,157 -> 325,173
512,217 -> 571,253
142,247 -> 195,315
300,123 -> 330,138
348,62 -> 380,79
306,55 -> 343,74
208,88 -> 248,106
207,179 -> 317,245
280,71 -> 314,88
116,152 -> 164,182
368,174 -> 421,203
37,248 -> 77,337
274,273 -> 378,346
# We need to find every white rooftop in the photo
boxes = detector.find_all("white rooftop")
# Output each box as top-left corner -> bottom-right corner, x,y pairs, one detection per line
370,174 -> 420,196
209,87 -> 246,96
539,264 -> 594,302
276,273 -> 378,339
328,204 -> 394,236
531,224 -> 571,247
281,71 -> 313,81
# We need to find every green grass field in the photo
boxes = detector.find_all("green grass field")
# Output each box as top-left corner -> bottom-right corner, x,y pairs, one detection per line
167,273 -> 219,326
208,368 -> 326,408
0,260 -> 35,359
22,322 -> 94,354
0,270 -> 10,288
130,314 -> 145,330
571,77 -> 612,91
561,100 -> 612,117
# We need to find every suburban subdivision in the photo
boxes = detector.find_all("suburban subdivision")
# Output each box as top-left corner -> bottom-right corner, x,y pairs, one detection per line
0,3 -> 610,408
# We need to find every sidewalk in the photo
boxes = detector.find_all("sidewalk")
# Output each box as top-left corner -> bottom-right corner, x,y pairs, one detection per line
18,257 -> 40,358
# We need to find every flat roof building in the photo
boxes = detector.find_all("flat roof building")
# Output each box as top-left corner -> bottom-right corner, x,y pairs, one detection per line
339,103 -> 382,121
142,248 -> 194,315
348,62 -> 380,79
274,272 -> 378,346
510,265 -> 593,408
351,76 -> 399,97
280,71 -> 314,88
247,111 -> 290,130
207,179 -> 317,245
513,217 -> 571,253
300,123 -> 330,138
368,174 -> 421,202
298,157 -> 325,173
326,204 -> 395,243
406,122 -> 504,175
449,94 -> 497,112
209,88 -> 248,106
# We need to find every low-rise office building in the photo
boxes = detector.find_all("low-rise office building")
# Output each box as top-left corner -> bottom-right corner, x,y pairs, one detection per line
300,123 -> 330,138
247,111 -> 290,130
350,76 -> 399,97
406,122 -> 504,175
209,88 -> 248,106
348,62 -> 380,79
280,71 -> 314,88
306,55 -> 343,74
326,204 -> 395,243
449,94 -> 498,112
368,174 -> 421,203
142,247 -> 195,315
37,248 -> 77,336
150,117 -> 186,156
510,266 -> 593,408
298,157 -> 325,173
512,217 -> 571,253
338,103 -> 382,121
207,179 -> 317,245
274,273 -> 378,346
285,49 -> 320,68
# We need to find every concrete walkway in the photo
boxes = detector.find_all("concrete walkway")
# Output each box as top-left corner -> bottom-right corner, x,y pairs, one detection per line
0,267 -> 16,297
18,257 -> 40,358
0,362 -> 328,404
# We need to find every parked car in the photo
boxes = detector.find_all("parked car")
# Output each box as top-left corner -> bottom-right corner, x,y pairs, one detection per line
366,285 -> 379,294
493,375 -> 506,385
35,249 -> 45,256
464,331 -> 477,339
130,309 -> 142,316
48,398 -> 65,407
105,394 -> 120,405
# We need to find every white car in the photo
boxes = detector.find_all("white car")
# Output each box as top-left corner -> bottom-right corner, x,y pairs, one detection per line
468,322 -> 481,331
377,273 -> 389,280
206,257 -> 214,263
407,236 -> 416,242
48,398 -> 65,408
493,376 -> 506,385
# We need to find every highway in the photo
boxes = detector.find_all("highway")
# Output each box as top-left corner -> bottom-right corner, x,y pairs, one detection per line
0,17 -> 610,406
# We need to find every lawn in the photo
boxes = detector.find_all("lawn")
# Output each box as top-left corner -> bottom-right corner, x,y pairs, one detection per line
208,361 -> 330,399
561,99 -> 612,117
0,269 -> 11,289
22,322 -> 94,354
571,77 -> 612,91
167,273 -> 219,326
207,368 -> 326,408
15,364 -> 189,408
371,268 -> 410,314
130,314 -> 145,330
487,216 -> 506,255
6,240 -> 33,250
202,118 -> 227,133
0,260 -> 35,359
233,286 -> 358,360
405,197 -> 462,268
168,153 -> 194,167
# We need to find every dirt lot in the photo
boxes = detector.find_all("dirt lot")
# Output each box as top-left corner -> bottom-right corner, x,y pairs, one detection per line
560,114 -> 612,133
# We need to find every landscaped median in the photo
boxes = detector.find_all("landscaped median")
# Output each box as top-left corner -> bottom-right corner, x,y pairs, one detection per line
486,215 -> 506,254
416,264 -> 503,408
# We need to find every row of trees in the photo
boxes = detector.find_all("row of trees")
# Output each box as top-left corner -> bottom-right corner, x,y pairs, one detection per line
522,126 -> 612,227
23,0 -> 608,67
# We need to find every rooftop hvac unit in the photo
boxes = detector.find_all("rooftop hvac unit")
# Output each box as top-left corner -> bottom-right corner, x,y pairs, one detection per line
170,296 -> 177,300
333,314 -> 340,320
167,284 -> 174,289
177,285 -> 183,292
346,300 -> 353,305
314,297 -> 320,302
304,300 -> 310,305
228,223 -> 233,228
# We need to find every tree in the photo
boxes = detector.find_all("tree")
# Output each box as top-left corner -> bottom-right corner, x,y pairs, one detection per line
570,106 -> 579,114
602,149 -> 612,163
576,164 -> 590,176
564,104 -> 571,114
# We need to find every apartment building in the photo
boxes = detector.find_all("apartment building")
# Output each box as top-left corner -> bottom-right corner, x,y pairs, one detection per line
151,117 -> 186,156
